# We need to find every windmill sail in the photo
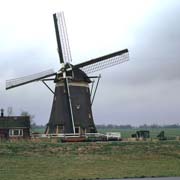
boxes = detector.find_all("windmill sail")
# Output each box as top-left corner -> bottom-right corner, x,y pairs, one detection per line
53,12 -> 76,133
53,12 -> 72,63
6,69 -> 56,90
73,49 -> 129,74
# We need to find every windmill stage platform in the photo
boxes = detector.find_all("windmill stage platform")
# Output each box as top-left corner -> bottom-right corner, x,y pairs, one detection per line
31,132 -> 122,143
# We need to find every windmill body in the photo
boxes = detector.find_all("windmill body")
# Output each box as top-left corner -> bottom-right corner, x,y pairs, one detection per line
6,12 -> 129,135
46,67 -> 97,134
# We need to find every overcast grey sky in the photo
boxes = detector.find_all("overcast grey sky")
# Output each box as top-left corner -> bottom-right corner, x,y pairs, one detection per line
1,0 -> 180,126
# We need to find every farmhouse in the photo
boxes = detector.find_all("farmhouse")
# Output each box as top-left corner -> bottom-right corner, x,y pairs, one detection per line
0,109 -> 30,139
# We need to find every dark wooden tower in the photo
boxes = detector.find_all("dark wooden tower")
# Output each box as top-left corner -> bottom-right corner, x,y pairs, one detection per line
46,67 -> 96,134
6,12 -> 129,135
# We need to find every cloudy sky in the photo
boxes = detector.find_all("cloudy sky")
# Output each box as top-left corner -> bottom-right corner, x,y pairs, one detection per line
1,0 -> 180,126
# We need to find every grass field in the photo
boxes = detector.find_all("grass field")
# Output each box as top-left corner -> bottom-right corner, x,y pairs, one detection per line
0,140 -> 180,180
98,127 -> 180,138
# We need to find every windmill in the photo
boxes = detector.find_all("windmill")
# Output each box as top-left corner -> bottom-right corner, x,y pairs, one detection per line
6,12 -> 129,135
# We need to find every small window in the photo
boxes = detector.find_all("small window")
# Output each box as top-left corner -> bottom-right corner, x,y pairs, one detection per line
13,130 -> 19,136
88,113 -> 91,119
75,127 -> 80,134
9,129 -> 13,136
19,129 -> 23,136
58,126 -> 64,133
9,129 -> 23,137
76,105 -> 80,110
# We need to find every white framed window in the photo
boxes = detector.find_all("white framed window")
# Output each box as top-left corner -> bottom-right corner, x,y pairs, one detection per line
9,129 -> 23,137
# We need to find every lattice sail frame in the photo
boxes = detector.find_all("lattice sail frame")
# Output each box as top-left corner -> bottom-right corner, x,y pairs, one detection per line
6,69 -> 55,89
56,12 -> 72,63
81,52 -> 129,74
74,49 -> 129,74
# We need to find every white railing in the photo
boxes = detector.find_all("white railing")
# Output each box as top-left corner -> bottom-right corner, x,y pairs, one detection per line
31,132 -> 104,138
31,132 -> 122,141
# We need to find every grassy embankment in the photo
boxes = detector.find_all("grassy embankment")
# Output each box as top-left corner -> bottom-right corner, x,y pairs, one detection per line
0,140 -> 180,180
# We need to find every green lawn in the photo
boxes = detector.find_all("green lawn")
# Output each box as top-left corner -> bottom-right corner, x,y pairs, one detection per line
0,140 -> 180,180
98,128 -> 180,138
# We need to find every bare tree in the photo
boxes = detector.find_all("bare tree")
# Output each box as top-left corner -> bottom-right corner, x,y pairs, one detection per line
7,107 -> 13,116
20,110 -> 35,126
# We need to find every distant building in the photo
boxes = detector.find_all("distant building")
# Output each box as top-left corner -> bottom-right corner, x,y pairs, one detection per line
0,109 -> 30,139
